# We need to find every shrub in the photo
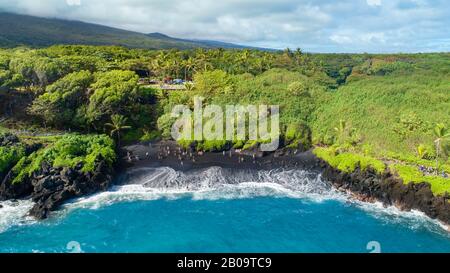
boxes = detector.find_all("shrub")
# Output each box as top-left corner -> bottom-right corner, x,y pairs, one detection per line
197,140 -> 229,152
10,134 -> 116,184
0,145 -> 26,174
390,164 -> 450,195
140,130 -> 161,142
313,147 -> 386,174
284,122 -> 312,149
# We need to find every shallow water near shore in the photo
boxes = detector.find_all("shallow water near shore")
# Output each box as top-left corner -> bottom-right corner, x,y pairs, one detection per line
1,166 -> 450,253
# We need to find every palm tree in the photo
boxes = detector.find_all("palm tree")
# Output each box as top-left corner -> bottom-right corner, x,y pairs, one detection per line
334,119 -> 347,145
195,49 -> 212,72
238,50 -> 251,72
433,123 -> 450,174
294,48 -> 303,65
253,58 -> 265,74
184,82 -> 195,91
262,52 -> 274,71
183,57 -> 195,81
105,115 -> 132,147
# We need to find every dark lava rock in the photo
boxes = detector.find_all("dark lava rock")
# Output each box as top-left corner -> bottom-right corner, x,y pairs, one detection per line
0,157 -> 114,220
319,158 -> 450,225
29,158 -> 113,219
0,133 -> 20,146
0,170 -> 33,201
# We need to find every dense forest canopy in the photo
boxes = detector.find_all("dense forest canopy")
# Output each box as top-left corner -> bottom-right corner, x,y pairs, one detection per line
0,45 -> 449,191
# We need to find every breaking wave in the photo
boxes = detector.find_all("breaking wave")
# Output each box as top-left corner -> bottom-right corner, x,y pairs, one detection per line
63,166 -> 344,210
61,166 -> 448,234
0,166 -> 447,235
0,199 -> 35,233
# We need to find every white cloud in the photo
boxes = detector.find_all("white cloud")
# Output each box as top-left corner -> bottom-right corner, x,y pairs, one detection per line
0,0 -> 449,52
66,0 -> 81,6
330,34 -> 353,44
361,32 -> 386,44
366,0 -> 382,6
330,32 -> 385,45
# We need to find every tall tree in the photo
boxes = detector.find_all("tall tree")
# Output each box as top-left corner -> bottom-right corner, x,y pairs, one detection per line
28,70 -> 93,128
433,123 -> 450,174
334,119 -> 348,145
105,114 -> 131,147
183,57 -> 195,81
86,70 -> 139,128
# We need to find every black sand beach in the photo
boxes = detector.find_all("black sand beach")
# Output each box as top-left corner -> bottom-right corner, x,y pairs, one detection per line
120,140 -> 320,172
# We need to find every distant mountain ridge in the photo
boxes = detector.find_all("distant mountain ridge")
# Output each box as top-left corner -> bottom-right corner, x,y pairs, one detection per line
0,12 -> 268,50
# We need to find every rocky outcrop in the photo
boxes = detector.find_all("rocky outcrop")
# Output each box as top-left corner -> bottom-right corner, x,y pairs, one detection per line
0,133 -> 21,183
319,159 -> 450,225
0,171 -> 33,200
0,157 -> 114,219
0,133 -> 41,195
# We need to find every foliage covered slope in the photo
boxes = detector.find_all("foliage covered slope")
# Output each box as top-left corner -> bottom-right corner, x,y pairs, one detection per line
311,53 -> 450,157
0,13 -> 253,50
0,44 -> 449,195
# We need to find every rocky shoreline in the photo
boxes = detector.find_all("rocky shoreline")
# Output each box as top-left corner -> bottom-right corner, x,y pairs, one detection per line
0,157 -> 114,219
318,159 -> 450,230
123,141 -> 450,229
1,139 -> 450,228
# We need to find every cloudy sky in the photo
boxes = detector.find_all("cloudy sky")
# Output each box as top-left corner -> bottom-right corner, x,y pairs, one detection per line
0,0 -> 449,52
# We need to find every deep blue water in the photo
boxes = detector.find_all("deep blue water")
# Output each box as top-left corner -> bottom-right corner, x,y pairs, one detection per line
1,166 -> 450,253
1,197 -> 450,253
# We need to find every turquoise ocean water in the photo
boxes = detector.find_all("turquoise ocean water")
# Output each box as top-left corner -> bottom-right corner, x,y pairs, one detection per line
1,166 -> 450,253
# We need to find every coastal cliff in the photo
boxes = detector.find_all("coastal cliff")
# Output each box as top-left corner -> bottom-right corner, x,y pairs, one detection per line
0,133 -> 116,219
0,157 -> 114,219
122,141 -> 450,227
2,135 -> 450,225
319,159 -> 450,226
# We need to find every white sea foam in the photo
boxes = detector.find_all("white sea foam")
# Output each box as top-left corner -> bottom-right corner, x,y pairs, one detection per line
62,166 -> 345,211
355,200 -> 449,234
62,166 -> 447,234
0,166 -> 447,234
0,199 -> 35,233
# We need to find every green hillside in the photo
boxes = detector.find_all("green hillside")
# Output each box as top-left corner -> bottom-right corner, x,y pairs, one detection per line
0,45 -> 449,194
0,13 -> 253,50
311,53 -> 450,156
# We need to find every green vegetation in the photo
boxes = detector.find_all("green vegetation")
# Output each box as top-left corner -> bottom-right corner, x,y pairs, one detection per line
10,134 -> 116,185
105,115 -> 132,147
86,70 -> 140,128
311,53 -> 450,156
313,147 -> 386,175
390,164 -> 450,196
0,144 -> 26,174
0,44 -> 449,196
29,70 -> 94,128
433,123 -> 450,174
